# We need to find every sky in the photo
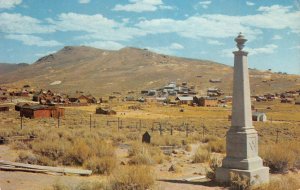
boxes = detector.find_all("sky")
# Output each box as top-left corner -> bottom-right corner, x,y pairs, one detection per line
0,0 -> 300,74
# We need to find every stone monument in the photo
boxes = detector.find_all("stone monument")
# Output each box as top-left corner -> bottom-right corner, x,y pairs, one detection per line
216,33 -> 269,185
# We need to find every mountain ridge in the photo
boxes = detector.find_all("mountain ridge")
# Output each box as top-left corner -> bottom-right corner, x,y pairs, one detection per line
0,46 -> 299,96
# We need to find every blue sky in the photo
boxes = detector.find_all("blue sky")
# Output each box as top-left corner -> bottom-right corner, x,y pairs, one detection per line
0,0 -> 299,74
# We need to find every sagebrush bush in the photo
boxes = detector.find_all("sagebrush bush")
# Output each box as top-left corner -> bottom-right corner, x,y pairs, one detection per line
260,141 -> 300,173
128,142 -> 164,165
84,156 -> 116,175
110,165 -> 155,190
206,138 -> 226,153
206,156 -> 222,181
252,174 -> 300,190
229,172 -> 251,190
192,146 -> 211,163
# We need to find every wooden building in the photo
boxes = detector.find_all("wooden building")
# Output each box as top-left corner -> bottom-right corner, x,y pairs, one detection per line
0,106 -> 9,112
15,102 -> 30,111
198,97 -> 218,107
20,105 -> 65,119
175,96 -> 194,105
252,112 -> 267,122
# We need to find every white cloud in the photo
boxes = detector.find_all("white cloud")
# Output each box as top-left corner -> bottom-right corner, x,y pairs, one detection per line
113,0 -> 173,12
170,43 -> 184,50
221,44 -> 278,57
207,39 -> 224,45
246,1 -> 255,6
79,0 -> 90,4
0,13 -> 55,34
35,50 -> 57,57
136,5 -> 300,40
48,13 -> 144,41
5,34 -> 63,47
146,43 -> 184,55
84,41 -> 124,50
290,45 -> 300,49
272,35 -> 282,40
0,0 -> 21,9
194,1 -> 212,9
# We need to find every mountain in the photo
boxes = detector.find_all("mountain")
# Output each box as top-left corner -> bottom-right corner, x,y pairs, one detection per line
0,46 -> 299,96
0,63 -> 29,75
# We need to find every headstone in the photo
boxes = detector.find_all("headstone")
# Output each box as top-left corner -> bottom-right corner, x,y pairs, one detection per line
142,131 -> 151,143
216,33 -> 269,185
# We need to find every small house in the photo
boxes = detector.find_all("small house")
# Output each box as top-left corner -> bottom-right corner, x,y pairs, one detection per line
96,107 -> 116,115
0,106 -> 9,112
252,112 -> 267,122
175,96 -> 194,105
209,79 -> 222,83
20,105 -> 65,119
15,102 -> 30,111
198,97 -> 218,107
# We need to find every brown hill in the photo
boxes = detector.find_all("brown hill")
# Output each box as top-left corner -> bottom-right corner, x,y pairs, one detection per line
0,63 -> 29,75
0,46 -> 299,96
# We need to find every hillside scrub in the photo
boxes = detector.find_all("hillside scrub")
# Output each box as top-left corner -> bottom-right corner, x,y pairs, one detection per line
128,142 -> 164,165
15,129 -> 117,172
260,141 -> 300,173
192,146 -> 211,163
110,165 -> 155,190
252,174 -> 300,190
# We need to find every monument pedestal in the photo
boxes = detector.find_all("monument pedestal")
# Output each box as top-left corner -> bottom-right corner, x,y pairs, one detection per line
216,167 -> 269,185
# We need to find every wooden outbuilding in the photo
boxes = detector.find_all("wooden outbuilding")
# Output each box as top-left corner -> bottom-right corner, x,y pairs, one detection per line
0,106 -> 9,112
95,107 -> 116,115
252,112 -> 267,122
20,105 -> 65,119
15,102 -> 30,111
197,97 -> 218,107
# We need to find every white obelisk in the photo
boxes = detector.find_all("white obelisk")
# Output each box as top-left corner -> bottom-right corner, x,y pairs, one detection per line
216,33 -> 269,185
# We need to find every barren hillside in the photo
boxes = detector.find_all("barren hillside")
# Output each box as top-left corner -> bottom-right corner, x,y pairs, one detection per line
0,46 -> 299,96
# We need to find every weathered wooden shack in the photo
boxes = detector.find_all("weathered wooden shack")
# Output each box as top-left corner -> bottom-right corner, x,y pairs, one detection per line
20,105 -> 65,119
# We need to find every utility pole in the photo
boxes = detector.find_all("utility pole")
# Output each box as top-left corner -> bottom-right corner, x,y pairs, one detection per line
89,114 -> 91,130
159,123 -> 162,136
276,129 -> 280,144
20,115 -> 23,130
186,123 -> 189,137
202,124 -> 205,138
57,112 -> 60,128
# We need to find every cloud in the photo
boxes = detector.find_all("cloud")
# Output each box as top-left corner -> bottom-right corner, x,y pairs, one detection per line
194,1 -> 212,9
272,35 -> 282,40
48,13 -> 144,41
35,50 -> 57,57
0,13 -> 55,34
113,0 -> 173,12
84,41 -> 124,50
290,45 -> 300,49
79,0 -> 90,4
5,34 -> 63,47
170,43 -> 184,50
246,1 -> 255,6
221,44 -> 278,57
0,0 -> 21,9
207,39 -> 224,45
146,43 -> 184,55
136,5 -> 300,40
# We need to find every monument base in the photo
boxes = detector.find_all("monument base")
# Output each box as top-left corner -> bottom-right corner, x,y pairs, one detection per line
216,166 -> 269,185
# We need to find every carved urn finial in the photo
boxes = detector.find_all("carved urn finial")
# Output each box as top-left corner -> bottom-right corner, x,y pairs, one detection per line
235,32 -> 247,51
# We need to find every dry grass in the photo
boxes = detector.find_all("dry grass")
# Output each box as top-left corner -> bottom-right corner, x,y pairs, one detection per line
192,146 -> 211,163
252,174 -> 300,190
260,141 -> 300,173
128,142 -> 164,165
110,165 -> 155,190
